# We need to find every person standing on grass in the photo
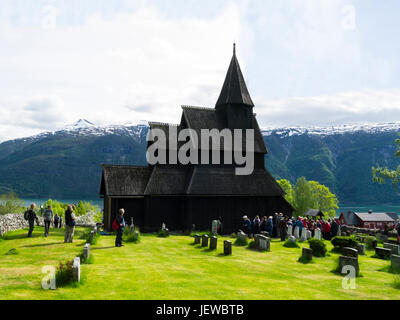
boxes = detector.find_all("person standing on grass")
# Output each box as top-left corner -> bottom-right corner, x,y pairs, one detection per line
54,213 -> 59,228
27,203 -> 37,238
115,208 -> 126,247
43,205 -> 54,237
64,205 -> 76,243
59,215 -> 63,228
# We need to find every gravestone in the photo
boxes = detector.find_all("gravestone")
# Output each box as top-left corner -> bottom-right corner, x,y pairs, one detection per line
375,247 -> 392,259
194,234 -> 201,245
73,257 -> 80,282
294,226 -> 300,239
337,225 -> 341,237
237,231 -> 248,243
83,243 -> 90,261
260,231 -> 269,237
391,254 -> 400,272
257,235 -> 270,252
306,230 -> 312,240
224,240 -> 232,255
302,248 -> 313,261
300,228 -> 307,242
202,235 -> 209,247
134,231 -> 139,239
130,218 -> 135,232
342,247 -> 358,258
210,236 -> 218,250
287,225 -> 293,238
315,228 -> 322,240
339,256 -> 359,275
254,234 -> 262,248
162,223 -> 166,231
211,220 -> 219,235
356,243 -> 366,255
384,243 -> 400,255
288,236 -> 296,244
377,234 -> 388,242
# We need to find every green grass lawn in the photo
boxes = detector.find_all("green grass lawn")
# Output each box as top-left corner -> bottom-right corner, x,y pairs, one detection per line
1,227 -> 400,300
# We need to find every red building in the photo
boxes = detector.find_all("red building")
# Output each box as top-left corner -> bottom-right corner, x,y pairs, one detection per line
339,211 -> 396,230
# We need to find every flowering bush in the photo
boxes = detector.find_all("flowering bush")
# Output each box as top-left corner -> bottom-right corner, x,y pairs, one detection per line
56,260 -> 74,287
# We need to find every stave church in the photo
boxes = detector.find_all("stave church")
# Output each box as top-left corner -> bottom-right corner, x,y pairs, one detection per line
100,45 -> 294,233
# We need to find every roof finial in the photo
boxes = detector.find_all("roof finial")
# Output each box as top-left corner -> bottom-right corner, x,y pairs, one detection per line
233,42 -> 236,55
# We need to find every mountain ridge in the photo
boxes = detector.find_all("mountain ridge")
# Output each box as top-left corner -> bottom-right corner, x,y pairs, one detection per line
0,120 -> 399,204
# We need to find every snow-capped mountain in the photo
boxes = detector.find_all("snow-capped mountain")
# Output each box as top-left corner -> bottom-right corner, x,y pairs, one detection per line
261,122 -> 400,137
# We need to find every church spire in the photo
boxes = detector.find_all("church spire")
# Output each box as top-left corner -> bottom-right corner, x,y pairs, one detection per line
216,44 -> 254,108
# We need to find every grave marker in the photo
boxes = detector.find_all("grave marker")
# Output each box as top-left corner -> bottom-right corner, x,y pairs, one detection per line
202,235 -> 209,247
210,236 -> 218,250
73,257 -> 80,283
224,240 -> 232,255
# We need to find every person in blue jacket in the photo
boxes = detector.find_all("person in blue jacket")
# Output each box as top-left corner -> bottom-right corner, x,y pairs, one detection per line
241,216 -> 252,235
115,208 -> 126,247
295,217 -> 303,234
265,216 -> 274,236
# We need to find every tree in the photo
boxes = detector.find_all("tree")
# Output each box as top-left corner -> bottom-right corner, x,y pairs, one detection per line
293,177 -> 314,217
277,179 -> 294,205
309,181 -> 339,218
372,136 -> 400,186
277,177 -> 339,218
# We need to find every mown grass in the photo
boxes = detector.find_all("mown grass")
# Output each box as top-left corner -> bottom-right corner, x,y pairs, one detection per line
0,227 -> 400,300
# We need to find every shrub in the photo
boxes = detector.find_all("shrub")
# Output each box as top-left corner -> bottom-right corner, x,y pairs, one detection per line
365,236 -> 378,250
331,236 -> 358,249
283,239 -> 300,248
5,248 -> 19,255
55,260 -> 74,287
234,237 -> 248,246
79,252 -> 94,265
86,232 -> 100,245
308,239 -> 327,257
123,228 -> 140,243
157,229 -> 170,238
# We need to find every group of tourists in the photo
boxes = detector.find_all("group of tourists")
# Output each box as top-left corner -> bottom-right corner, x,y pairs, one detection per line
240,213 -> 343,241
241,213 -> 289,241
25,203 -> 75,243
287,216 -> 341,240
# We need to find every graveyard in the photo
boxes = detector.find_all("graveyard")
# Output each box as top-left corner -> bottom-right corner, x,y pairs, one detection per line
0,226 -> 400,300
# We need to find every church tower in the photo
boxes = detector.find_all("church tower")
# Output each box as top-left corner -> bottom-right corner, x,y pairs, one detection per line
216,44 -> 255,130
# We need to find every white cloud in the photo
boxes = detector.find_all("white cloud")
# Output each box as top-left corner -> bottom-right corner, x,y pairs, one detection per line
0,2 -> 245,141
256,89 -> 400,128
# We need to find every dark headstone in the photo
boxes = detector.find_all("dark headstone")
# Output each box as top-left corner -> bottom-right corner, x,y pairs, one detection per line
224,240 -> 232,255
391,254 -> 400,272
342,247 -> 358,258
375,247 -> 392,259
384,243 -> 400,255
302,247 -> 313,261
210,236 -> 217,250
339,256 -> 359,275
356,243 -> 365,255
202,234 -> 209,247
194,234 -> 201,245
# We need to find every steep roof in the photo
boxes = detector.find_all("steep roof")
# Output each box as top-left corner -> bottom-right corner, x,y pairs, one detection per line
181,106 -> 267,154
187,166 -> 284,196
144,165 -> 192,195
385,212 -> 399,222
340,211 -> 360,226
216,44 -> 254,108
100,165 -> 151,196
355,212 -> 395,222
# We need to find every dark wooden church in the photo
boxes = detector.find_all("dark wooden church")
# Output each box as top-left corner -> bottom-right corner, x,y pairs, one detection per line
100,45 -> 294,233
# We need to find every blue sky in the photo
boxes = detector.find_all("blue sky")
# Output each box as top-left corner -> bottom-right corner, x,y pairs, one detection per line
0,0 -> 399,141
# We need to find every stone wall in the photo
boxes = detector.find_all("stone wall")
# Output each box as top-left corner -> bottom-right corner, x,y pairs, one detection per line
341,225 -> 398,238
0,213 -> 44,236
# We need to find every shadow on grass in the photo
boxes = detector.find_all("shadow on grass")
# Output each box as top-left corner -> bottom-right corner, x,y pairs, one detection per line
378,265 -> 400,274
92,246 -> 116,251
201,248 -> 217,253
297,256 -> 314,264
216,253 -> 231,257
22,242 -> 63,248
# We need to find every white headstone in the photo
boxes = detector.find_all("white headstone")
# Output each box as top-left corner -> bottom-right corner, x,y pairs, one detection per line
337,225 -> 341,236
288,235 -> 296,244
83,243 -> 90,261
211,220 -> 219,235
306,230 -> 312,240
300,228 -> 307,242
73,257 -> 80,283
294,226 -> 300,239
162,223 -> 166,231
287,225 -> 293,238
315,228 -> 322,240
